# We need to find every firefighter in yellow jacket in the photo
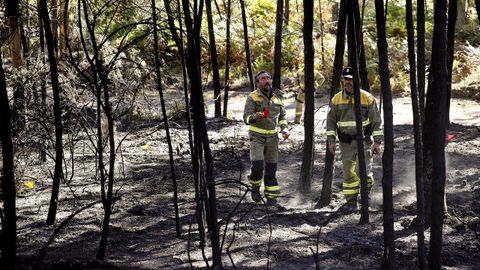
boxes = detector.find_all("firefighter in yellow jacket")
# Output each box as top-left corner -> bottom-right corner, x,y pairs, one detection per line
243,71 -> 289,205
294,68 -> 325,123
326,67 -> 383,210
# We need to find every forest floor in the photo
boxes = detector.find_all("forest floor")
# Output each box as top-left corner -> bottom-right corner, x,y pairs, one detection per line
12,86 -> 480,269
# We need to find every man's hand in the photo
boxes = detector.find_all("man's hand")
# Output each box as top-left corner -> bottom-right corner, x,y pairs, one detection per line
328,142 -> 336,154
254,112 -> 264,119
281,130 -> 290,140
372,142 -> 381,155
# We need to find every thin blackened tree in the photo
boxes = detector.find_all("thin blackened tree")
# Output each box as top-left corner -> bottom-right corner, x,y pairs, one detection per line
352,0 -> 370,91
375,0 -> 395,267
0,47 -> 16,270
206,0 -> 222,117
63,0 -> 151,258
425,0 -> 448,266
346,0 -> 369,224
76,0 -> 120,259
40,0 -> 64,226
406,0 -> 426,268
446,0 -> 457,127
240,0 -> 254,91
181,0 -> 221,267
298,0 -> 315,196
152,0 -> 181,238
223,0 -> 232,117
37,0 -> 48,162
272,0 -> 284,89
319,0 -> 347,207
417,0 -> 426,120
163,0 -> 182,50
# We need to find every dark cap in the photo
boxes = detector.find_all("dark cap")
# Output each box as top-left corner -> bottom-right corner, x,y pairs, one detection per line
342,67 -> 353,79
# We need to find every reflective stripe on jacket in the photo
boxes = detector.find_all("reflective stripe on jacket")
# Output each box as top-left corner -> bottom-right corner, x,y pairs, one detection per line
243,89 -> 288,135
326,89 -> 383,144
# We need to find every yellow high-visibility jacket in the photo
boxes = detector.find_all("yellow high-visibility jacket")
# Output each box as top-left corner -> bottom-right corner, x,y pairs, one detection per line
326,89 -> 383,144
243,89 -> 288,136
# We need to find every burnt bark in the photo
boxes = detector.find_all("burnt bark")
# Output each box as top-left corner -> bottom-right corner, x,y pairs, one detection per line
406,0 -> 426,268
272,0 -> 284,89
0,44 -> 16,270
319,0 -> 347,207
352,0 -> 370,91
240,0 -> 254,91
346,0 -> 369,224
152,0 -> 181,238
424,0 -> 448,267
223,0 -> 232,117
298,0 -> 314,196
375,0 -> 395,266
163,0 -> 182,51
206,0 -> 222,117
181,0 -> 221,267
41,0 -> 64,226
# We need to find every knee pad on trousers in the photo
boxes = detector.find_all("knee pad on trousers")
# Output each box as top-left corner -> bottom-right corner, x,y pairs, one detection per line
250,160 -> 264,181
264,162 -> 277,181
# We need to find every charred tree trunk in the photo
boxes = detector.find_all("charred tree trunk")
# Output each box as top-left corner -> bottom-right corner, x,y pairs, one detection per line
176,0 -> 205,247
206,0 -> 222,117
375,0 -> 395,267
76,0 -> 117,259
352,0 -> 370,91
346,0 -> 369,224
223,0 -> 232,117
152,0 -> 181,239
272,0 -> 284,89
446,0 -> 457,127
163,0 -> 182,51
319,0 -> 347,207
41,0 -> 64,226
181,0 -> 221,267
0,47 -> 16,270
240,0 -> 254,91
406,0 -> 426,268
417,0 -> 426,120
298,0 -> 314,196
424,0 -> 448,267
37,0 -> 48,163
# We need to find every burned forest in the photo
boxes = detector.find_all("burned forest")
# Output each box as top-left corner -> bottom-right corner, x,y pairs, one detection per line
1,0 -> 480,269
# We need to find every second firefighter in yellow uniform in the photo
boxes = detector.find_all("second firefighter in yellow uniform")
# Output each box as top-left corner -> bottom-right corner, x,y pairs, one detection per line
326,67 -> 383,209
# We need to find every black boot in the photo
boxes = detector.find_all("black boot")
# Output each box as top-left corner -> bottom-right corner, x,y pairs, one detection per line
251,185 -> 262,202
